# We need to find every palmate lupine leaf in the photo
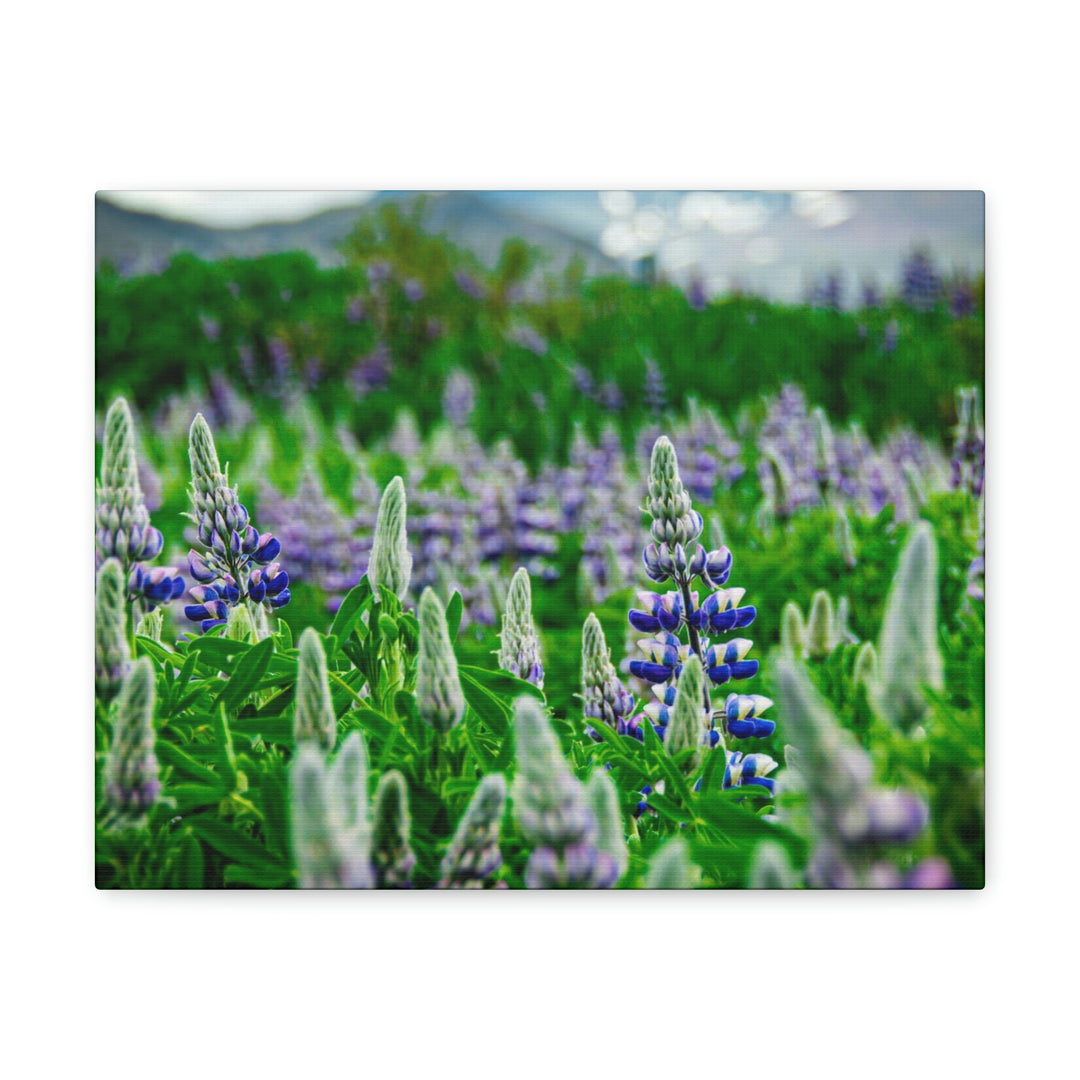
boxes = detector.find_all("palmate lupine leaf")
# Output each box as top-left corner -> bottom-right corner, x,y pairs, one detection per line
871,521 -> 945,731
416,587 -> 465,733
294,628 -> 337,749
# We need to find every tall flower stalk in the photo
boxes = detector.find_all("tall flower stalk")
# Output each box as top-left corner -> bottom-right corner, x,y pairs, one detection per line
185,413 -> 290,634
97,397 -> 184,619
630,437 -> 774,756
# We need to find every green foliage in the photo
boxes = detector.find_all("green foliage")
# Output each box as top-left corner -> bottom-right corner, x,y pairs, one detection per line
94,214 -> 983,889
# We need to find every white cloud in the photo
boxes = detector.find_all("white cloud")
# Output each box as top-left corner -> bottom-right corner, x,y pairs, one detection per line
100,190 -> 376,228
679,192 -> 770,235
599,190 -> 636,218
790,191 -> 856,229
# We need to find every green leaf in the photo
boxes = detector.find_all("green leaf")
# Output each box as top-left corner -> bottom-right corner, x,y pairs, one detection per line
156,740 -> 221,786
459,664 -> 545,702
212,704 -> 239,790
168,782 -> 227,811
327,579 -> 372,652
445,591 -> 463,640
274,619 -> 293,652
223,863 -> 293,889
187,636 -> 250,674
135,636 -> 182,668
170,832 -> 205,889
189,819 -> 286,875
215,636 -> 274,712
458,672 -> 511,737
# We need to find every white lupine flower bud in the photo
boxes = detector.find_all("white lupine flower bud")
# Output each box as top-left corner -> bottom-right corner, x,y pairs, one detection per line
294,628 -> 338,749
872,522 -> 944,731
440,773 -> 507,888
646,437 -> 702,549
806,590 -> 837,660
95,559 -> 130,700
367,476 -> 413,602
645,837 -> 701,889
97,398 -> 160,566
780,600 -> 807,658
372,770 -> 416,888
665,654 -> 707,767
416,588 -> 465,733
134,607 -> 163,643
101,397 -> 140,492
225,604 -> 256,643
748,841 -> 798,889
497,567 -> 544,687
581,613 -> 634,730
853,642 -> 878,690
102,657 -> 160,825
289,732 -> 374,889
586,770 -> 627,884
511,696 -> 592,849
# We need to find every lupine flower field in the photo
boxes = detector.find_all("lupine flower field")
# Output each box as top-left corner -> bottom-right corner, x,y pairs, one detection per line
95,202 -> 985,889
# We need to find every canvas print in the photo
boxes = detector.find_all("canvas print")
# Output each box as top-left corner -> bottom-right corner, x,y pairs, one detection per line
94,190 -> 985,889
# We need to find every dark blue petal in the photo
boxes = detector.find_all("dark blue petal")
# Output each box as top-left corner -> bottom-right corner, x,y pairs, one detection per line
629,609 -> 662,634
269,588 -> 291,608
707,665 -> 732,685
729,660 -> 759,680
184,604 -> 209,622
629,660 -> 674,684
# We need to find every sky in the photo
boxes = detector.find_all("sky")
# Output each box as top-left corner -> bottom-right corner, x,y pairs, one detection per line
98,189 -> 984,304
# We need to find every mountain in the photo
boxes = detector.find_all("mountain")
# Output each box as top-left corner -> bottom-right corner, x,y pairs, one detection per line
95,192 -> 620,277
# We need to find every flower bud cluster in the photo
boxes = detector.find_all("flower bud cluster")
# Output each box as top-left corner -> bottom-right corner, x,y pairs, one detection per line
497,568 -> 544,687
645,437 -> 704,548
184,413 -> 290,632
290,733 -> 375,889
581,614 -> 635,737
439,774 -> 507,888
777,658 -> 950,888
96,559 -> 131,700
102,657 -> 160,825
416,588 -> 465,733
512,697 -> 622,889
96,399 -> 165,569
372,771 -> 417,888
626,436 -> 774,772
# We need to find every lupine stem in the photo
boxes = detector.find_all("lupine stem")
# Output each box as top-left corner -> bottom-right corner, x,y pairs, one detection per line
677,574 -> 712,715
